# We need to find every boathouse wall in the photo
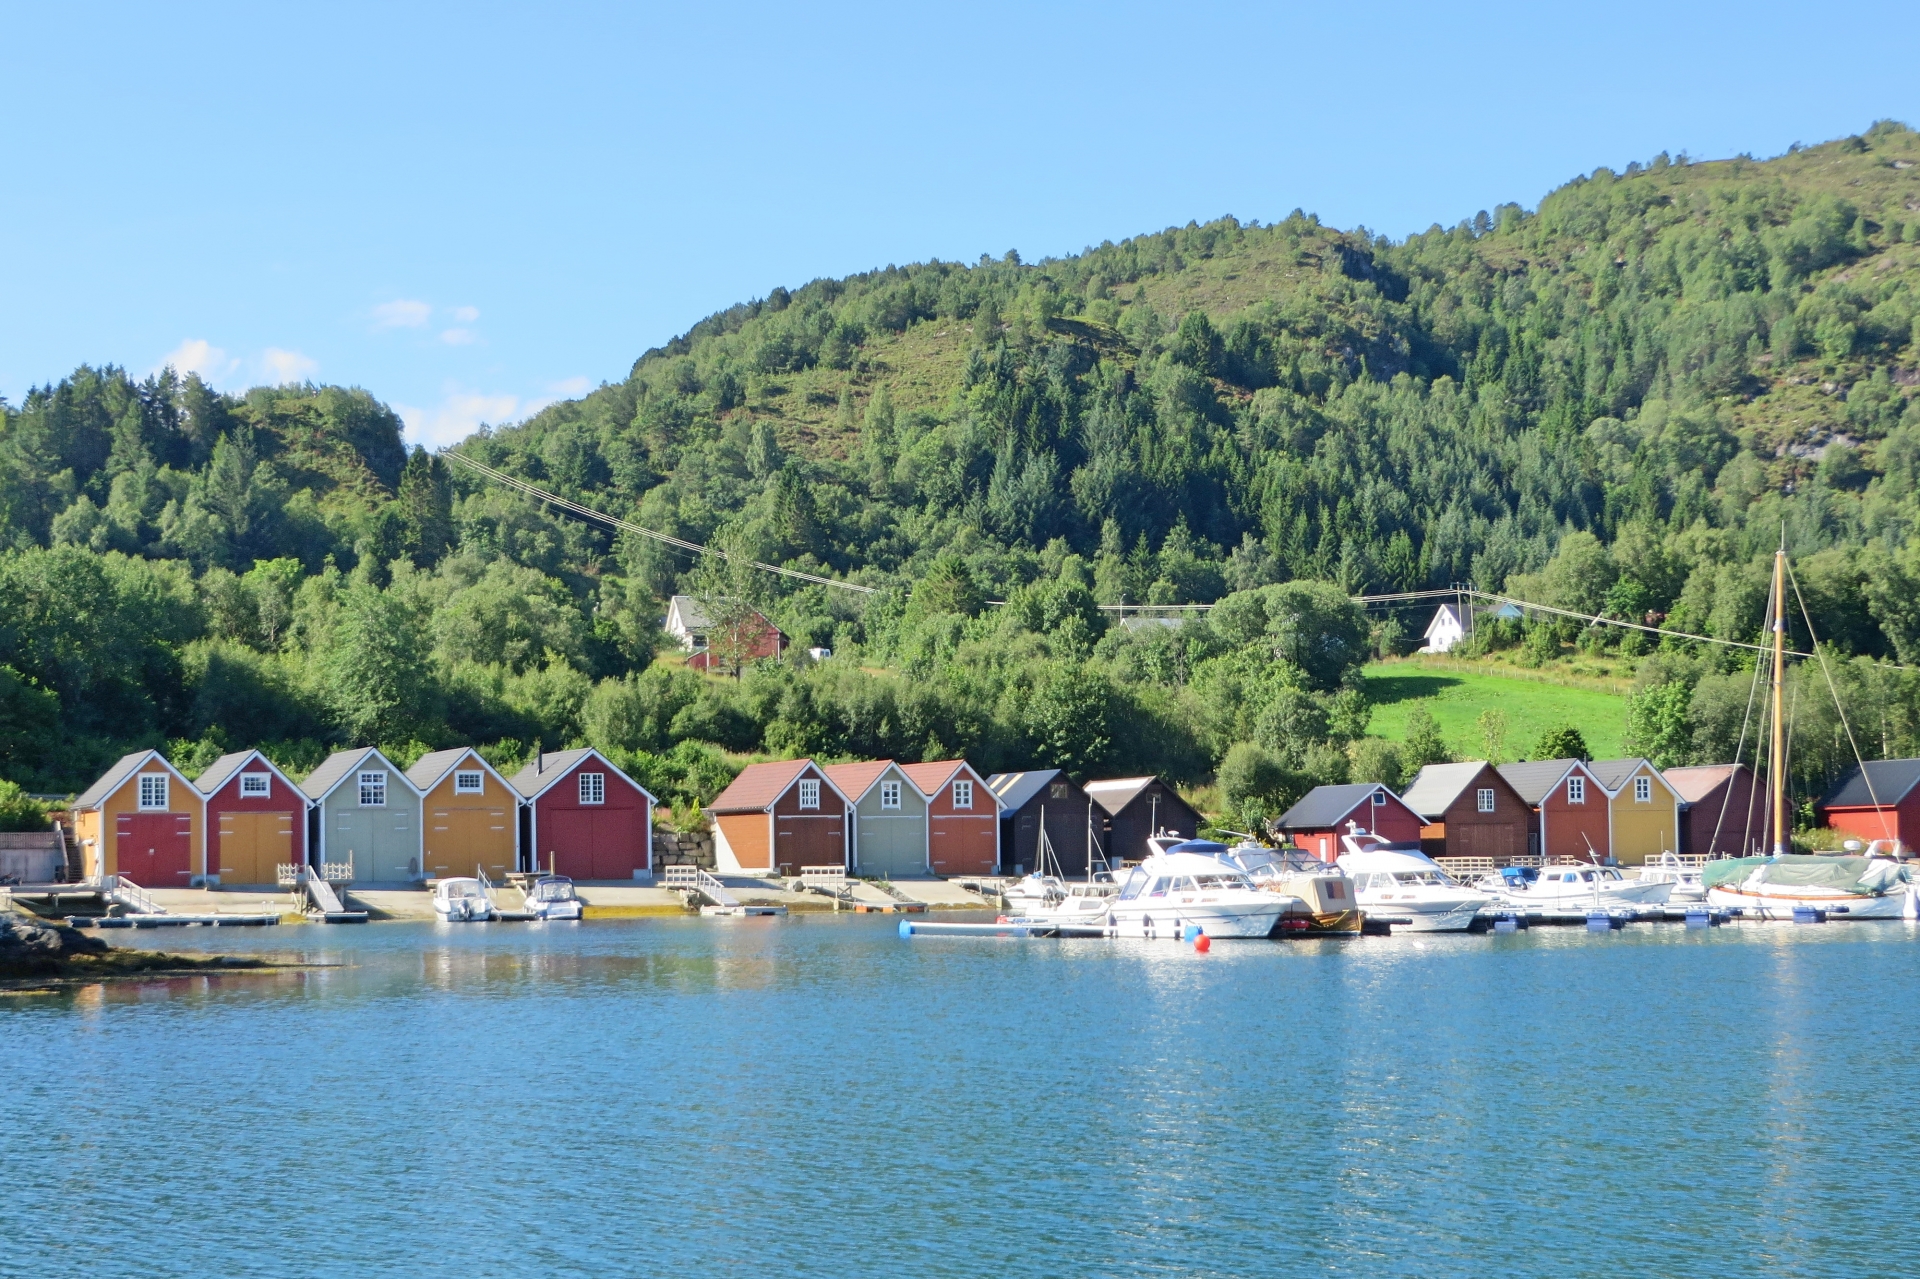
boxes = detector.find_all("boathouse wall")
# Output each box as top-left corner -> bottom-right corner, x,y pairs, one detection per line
520,750 -> 655,881
72,751 -> 205,889
200,751 -> 307,887
410,748 -> 518,881
307,749 -> 425,883
1537,764 -> 1611,862
906,762 -> 998,877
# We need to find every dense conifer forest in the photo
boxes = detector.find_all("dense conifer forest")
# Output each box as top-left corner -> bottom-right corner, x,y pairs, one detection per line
6,123 -> 1920,830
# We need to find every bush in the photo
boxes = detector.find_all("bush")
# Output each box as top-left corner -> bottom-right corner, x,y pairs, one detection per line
0,780 -> 50,833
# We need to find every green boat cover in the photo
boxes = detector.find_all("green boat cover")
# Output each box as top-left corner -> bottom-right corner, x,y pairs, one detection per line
1701,854 -> 1912,894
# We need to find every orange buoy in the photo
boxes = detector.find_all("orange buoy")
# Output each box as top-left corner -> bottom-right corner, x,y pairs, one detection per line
1194,934 -> 1211,953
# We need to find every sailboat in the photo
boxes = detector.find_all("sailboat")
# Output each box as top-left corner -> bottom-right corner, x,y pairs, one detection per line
1703,546 -> 1918,920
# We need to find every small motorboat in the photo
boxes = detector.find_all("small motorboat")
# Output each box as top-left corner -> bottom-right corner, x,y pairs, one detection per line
1704,853 -> 1916,920
1107,841 -> 1287,939
1635,852 -> 1706,903
1337,831 -> 1491,932
1006,879 -> 1118,929
525,874 -> 584,921
1001,873 -> 1068,912
432,877 -> 494,921
1217,840 -> 1362,936
1481,863 -> 1673,911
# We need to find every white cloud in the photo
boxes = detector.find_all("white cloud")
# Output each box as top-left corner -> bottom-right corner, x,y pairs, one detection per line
439,328 -> 478,346
262,348 -> 319,384
548,376 -> 592,398
450,305 -> 480,323
153,338 -> 239,385
372,299 -> 432,329
397,390 -> 527,449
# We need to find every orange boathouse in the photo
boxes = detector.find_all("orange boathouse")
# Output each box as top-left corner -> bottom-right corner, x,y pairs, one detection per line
71,750 -> 204,888
408,747 -> 519,880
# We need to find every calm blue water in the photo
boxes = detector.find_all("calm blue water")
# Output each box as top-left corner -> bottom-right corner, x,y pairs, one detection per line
4,915 -> 1917,1278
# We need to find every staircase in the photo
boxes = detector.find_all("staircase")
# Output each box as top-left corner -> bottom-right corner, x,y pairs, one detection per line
104,875 -> 164,916
663,864 -> 741,909
298,867 -> 367,923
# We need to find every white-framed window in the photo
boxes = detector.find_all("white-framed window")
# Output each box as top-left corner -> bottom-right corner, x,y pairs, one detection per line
797,779 -> 820,810
358,771 -> 387,807
1371,789 -> 1386,806
1634,776 -> 1652,803
1567,775 -> 1586,804
455,770 -> 484,794
880,780 -> 901,810
689,632 -> 708,650
953,779 -> 973,809
1477,788 -> 1495,813
138,774 -> 168,810
579,772 -> 606,805
239,772 -> 271,798
1049,782 -> 1069,799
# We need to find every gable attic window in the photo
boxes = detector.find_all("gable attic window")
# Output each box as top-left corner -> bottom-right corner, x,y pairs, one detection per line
1049,782 -> 1069,799
1635,776 -> 1652,803
797,779 -> 820,810
579,773 -> 606,805
953,780 -> 974,809
455,770 -> 484,794
1371,789 -> 1386,806
138,774 -> 168,810
240,772 -> 271,798
1477,788 -> 1495,813
880,780 -> 901,810
1567,775 -> 1586,804
359,772 -> 387,807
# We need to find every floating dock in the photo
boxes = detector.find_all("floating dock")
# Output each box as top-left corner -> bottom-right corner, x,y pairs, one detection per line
899,920 -> 1111,939
70,914 -> 281,928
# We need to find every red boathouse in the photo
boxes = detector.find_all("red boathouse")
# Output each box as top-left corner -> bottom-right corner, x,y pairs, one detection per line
510,748 -> 658,881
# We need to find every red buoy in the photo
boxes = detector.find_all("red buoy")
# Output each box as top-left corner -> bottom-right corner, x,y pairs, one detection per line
1194,934 -> 1211,953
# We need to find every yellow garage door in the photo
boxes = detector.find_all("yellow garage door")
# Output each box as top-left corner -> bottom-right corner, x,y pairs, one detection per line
427,805 -> 512,880
218,811 -> 294,885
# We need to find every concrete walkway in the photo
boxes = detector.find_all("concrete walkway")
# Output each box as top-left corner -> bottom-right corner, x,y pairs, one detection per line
885,877 -> 993,908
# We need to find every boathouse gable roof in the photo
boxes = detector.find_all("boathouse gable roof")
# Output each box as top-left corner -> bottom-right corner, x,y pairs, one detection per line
985,770 -> 1067,813
1496,759 -> 1586,806
1277,782 -> 1401,830
1663,764 -> 1746,805
820,760 -> 899,804
1400,762 -> 1494,820
1819,758 -> 1920,810
1083,777 -> 1158,816
74,750 -> 195,811
901,760 -> 991,802
195,749 -> 302,799
302,748 -> 420,802
709,759 -> 850,815
1587,757 -> 1676,798
509,748 -> 656,804
406,747 -> 510,795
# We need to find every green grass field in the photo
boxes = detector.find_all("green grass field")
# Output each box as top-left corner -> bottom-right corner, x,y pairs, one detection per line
1363,659 -> 1629,761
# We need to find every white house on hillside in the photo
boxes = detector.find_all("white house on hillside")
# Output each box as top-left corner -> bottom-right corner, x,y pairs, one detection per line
1422,603 -> 1465,653
664,595 -> 712,652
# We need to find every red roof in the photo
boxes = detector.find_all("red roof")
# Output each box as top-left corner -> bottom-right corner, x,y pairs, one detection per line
900,760 -> 974,794
821,761 -> 895,802
709,760 -> 814,814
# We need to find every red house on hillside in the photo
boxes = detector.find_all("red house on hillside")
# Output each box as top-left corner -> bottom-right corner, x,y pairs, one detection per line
666,595 -> 789,672
197,749 -> 308,887
1816,759 -> 1920,855
1276,783 -> 1425,861
510,748 -> 657,880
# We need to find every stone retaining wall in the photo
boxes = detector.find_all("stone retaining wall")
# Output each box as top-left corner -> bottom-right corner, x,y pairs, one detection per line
653,828 -> 715,869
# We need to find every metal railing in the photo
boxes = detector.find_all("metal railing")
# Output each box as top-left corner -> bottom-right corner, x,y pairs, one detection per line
800,865 -> 848,888
321,862 -> 354,883
106,875 -> 163,916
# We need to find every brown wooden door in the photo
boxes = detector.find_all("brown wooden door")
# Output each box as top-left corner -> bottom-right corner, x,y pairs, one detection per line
773,815 -> 843,874
428,805 -> 512,879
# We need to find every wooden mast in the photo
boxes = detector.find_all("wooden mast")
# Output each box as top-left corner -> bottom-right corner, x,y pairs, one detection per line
1769,546 -> 1789,858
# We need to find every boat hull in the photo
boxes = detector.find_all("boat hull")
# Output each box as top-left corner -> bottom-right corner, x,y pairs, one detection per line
1108,900 -> 1285,939
1706,887 -> 1912,920
1369,899 -> 1484,932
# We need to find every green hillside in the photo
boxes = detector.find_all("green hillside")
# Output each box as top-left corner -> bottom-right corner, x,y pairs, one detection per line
2,124 -> 1920,832
1364,659 -> 1630,762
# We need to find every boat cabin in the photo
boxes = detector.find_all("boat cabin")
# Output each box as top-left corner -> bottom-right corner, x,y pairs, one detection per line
70,750 -> 204,888
197,749 -> 308,887
511,748 -> 657,881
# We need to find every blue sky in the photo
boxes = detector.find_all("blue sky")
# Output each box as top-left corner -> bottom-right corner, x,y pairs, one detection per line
3,1 -> 1915,448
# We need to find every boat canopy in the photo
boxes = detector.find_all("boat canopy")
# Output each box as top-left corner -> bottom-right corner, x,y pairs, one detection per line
1702,854 -> 1911,895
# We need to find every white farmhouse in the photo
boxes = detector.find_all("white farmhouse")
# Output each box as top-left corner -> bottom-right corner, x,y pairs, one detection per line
1421,603 -> 1465,653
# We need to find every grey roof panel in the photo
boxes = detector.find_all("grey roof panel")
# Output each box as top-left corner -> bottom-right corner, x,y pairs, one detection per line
195,751 -> 256,796
407,748 -> 483,792
1083,776 -> 1157,816
1277,783 -> 1394,830
1820,758 -> 1920,809
985,770 -> 1064,813
1496,760 -> 1579,806
75,751 -> 159,810
1399,762 -> 1491,819
1587,758 -> 1648,792
303,748 -> 416,801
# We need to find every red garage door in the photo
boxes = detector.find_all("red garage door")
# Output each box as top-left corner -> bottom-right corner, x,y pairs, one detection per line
116,812 -> 193,888
544,807 -> 647,880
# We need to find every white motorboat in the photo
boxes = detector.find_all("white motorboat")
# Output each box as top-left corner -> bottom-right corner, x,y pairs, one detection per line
1001,874 -> 1068,911
525,874 -> 584,921
1007,879 -> 1119,929
1337,832 -> 1490,932
1108,841 -> 1287,939
1704,854 -> 1917,920
1481,863 -> 1673,911
1635,852 -> 1706,903
432,877 -> 494,921
1215,840 -> 1362,936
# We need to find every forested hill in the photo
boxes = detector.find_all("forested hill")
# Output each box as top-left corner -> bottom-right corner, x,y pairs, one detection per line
3,123 -> 1920,824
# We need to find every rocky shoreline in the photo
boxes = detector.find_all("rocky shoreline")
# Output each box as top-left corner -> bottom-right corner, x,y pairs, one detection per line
0,913 -> 277,985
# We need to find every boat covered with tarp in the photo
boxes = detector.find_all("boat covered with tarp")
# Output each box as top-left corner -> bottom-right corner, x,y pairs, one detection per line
1703,854 -> 1917,919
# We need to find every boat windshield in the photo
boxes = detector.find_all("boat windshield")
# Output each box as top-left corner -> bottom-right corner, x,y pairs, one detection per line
1192,873 -> 1251,890
1118,869 -> 1150,901
1393,871 -> 1452,887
